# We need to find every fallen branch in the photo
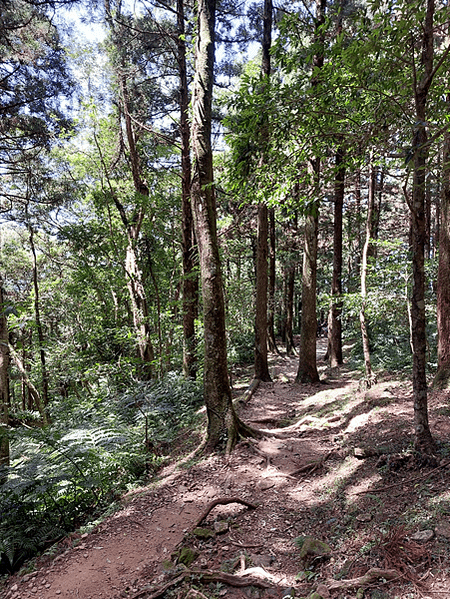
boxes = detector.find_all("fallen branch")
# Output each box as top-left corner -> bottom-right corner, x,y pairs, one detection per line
194,497 -> 257,529
326,567 -> 401,591
235,377 -> 260,406
229,537 -> 263,549
131,568 -> 272,599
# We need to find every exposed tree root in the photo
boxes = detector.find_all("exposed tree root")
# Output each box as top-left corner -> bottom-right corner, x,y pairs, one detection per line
289,450 -> 334,476
194,497 -> 257,529
326,567 -> 400,591
131,568 -> 272,599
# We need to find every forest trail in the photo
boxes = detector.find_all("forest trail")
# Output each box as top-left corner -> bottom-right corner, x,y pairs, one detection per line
3,340 -> 450,599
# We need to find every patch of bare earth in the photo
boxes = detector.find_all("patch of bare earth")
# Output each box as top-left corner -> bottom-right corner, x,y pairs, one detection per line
2,339 -> 450,599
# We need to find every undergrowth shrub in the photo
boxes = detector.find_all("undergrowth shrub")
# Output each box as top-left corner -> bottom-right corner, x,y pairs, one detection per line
0,372 -> 204,574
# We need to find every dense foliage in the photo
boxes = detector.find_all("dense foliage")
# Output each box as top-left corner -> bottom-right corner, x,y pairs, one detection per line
0,0 -> 448,574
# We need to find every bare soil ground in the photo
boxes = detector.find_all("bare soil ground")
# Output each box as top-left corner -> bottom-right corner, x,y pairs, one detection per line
2,339 -> 450,599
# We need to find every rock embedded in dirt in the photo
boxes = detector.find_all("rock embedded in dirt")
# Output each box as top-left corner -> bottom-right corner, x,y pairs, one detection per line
409,529 -> 434,542
193,527 -> 215,539
214,520 -> 229,534
296,536 -> 332,566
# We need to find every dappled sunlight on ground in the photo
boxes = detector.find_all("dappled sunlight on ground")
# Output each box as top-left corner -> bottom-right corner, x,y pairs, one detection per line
3,346 -> 450,599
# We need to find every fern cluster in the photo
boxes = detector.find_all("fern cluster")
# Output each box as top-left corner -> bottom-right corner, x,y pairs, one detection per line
0,373 -> 203,574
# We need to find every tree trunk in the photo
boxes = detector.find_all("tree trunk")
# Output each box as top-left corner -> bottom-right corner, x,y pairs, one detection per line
409,0 -> 435,452
296,202 -> 320,383
29,226 -> 49,406
434,110 -> 450,389
327,147 -> 345,367
255,203 -> 271,380
285,259 -> 296,356
0,277 -> 10,476
254,0 -> 273,381
267,208 -> 278,353
295,0 -> 325,384
178,0 -> 199,380
359,160 -> 376,387
191,0 -> 255,453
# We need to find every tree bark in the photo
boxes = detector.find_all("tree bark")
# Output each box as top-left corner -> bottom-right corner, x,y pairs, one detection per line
295,0 -> 325,384
327,147 -> 345,367
190,0 -> 254,452
255,203 -> 271,380
29,226 -> 49,406
254,0 -> 273,381
409,0 -> 435,452
434,95 -> 450,389
267,208 -> 278,353
0,277 -> 10,476
285,259 -> 296,356
360,161 -> 376,387
178,0 -> 199,380
296,200 -> 320,383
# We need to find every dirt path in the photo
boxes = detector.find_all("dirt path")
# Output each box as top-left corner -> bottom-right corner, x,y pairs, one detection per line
3,342 -> 450,599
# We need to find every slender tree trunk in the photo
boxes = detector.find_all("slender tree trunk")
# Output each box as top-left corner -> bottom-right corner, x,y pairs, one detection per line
327,147 -> 345,367
191,0 -> 255,453
360,160 -> 376,387
409,0 -> 435,452
0,277 -> 10,475
29,226 -> 49,406
434,115 -> 450,388
285,260 -> 296,356
178,0 -> 199,379
254,0 -> 273,381
267,208 -> 278,353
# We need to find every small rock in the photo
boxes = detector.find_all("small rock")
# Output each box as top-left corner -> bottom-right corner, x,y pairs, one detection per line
257,480 -> 275,491
214,521 -> 229,534
296,536 -> 332,561
193,527 -> 215,539
281,587 -> 295,598
410,529 -> 434,542
10,585 -> 18,592
356,513 -> 372,522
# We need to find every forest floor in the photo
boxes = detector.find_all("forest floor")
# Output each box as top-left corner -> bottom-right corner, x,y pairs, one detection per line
2,338 -> 450,599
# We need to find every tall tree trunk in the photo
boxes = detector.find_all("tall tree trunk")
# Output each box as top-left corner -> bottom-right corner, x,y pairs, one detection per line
360,161 -> 376,387
434,108 -> 450,389
296,201 -> 320,383
178,0 -> 199,379
191,0 -> 255,453
29,226 -> 49,406
0,277 -> 10,476
295,0 -> 325,384
409,0 -> 435,452
254,0 -> 273,381
327,147 -> 345,367
255,203 -> 271,379
267,208 -> 278,353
